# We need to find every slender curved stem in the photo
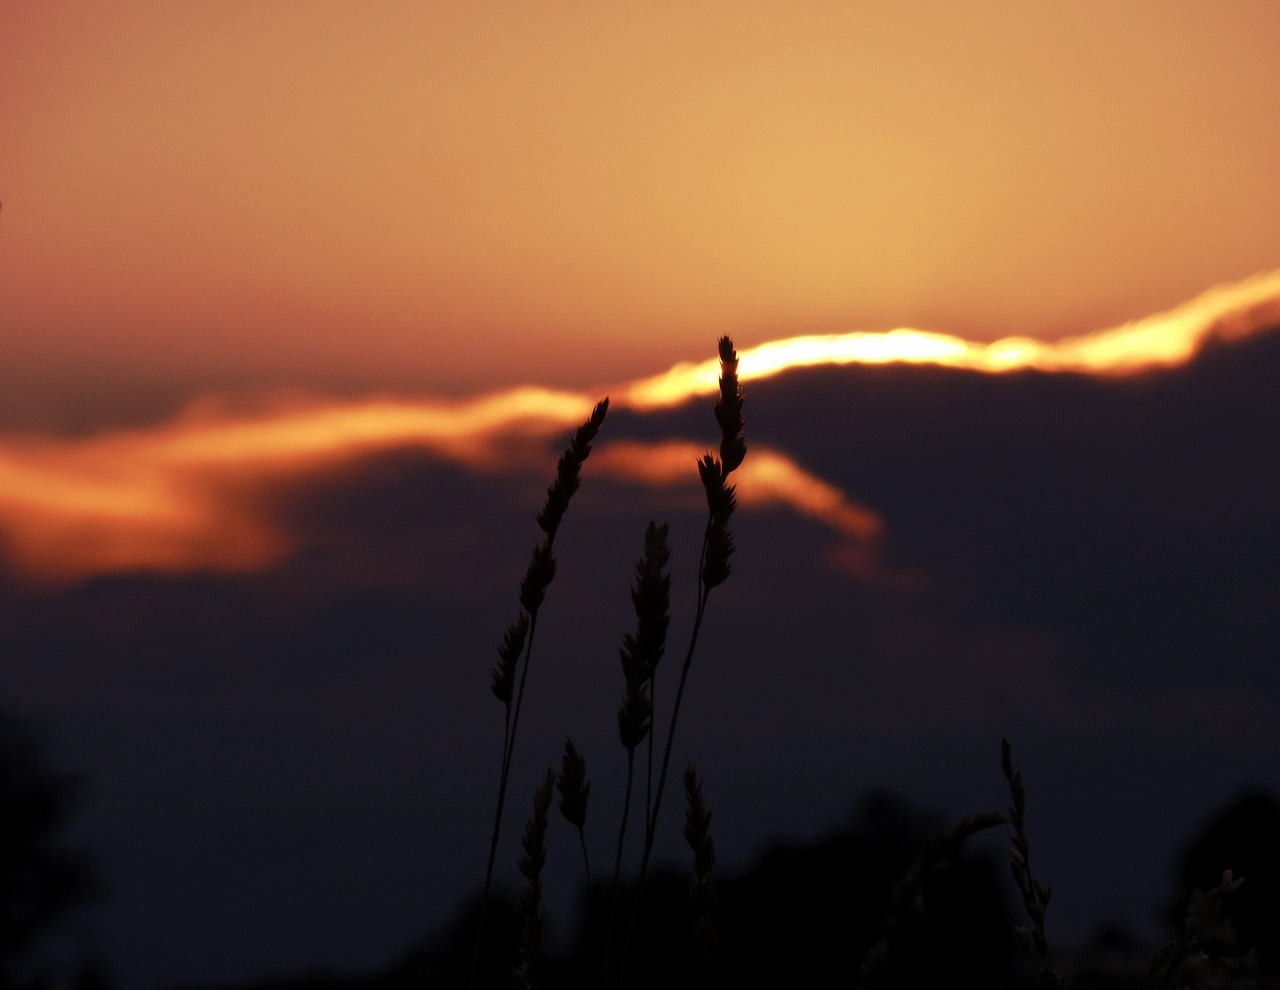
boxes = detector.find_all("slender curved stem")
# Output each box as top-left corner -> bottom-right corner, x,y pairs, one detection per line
604,748 -> 637,985
644,673 -> 655,827
618,520 -> 713,986
470,611 -> 540,989
640,583 -> 708,864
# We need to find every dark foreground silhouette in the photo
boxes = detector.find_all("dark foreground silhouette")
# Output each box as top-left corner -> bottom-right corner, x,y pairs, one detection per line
188,792 -> 1015,990
4,715 -> 1278,989
0,713 -> 102,990
161,787 -> 1280,990
1168,790 -> 1280,974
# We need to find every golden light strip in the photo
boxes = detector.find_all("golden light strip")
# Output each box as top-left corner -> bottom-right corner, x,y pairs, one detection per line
1,270 -> 1276,581
621,269 -> 1280,408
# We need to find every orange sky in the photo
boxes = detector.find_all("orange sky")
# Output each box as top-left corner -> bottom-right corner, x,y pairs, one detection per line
3,1 -> 1280,409
3,269 -> 1279,585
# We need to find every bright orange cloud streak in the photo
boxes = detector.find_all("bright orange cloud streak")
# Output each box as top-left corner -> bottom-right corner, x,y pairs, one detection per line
0,389 -> 594,580
1,272 -> 1277,582
594,440 -> 885,541
622,269 -> 1280,408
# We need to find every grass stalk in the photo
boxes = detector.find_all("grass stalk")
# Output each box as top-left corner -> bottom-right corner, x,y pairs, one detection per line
618,337 -> 744,986
555,738 -> 591,892
603,748 -> 637,984
857,811 -> 1005,990
683,763 -> 718,987
470,399 -> 608,990
1001,736 -> 1069,990
606,521 -> 670,981
511,768 -> 554,990
1146,869 -> 1246,990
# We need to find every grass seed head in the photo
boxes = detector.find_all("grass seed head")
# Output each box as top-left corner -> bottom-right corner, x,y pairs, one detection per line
518,769 -> 553,883
616,522 -> 671,749
489,613 -> 529,706
617,680 -> 652,751
512,768 -> 555,988
556,739 -> 590,830
684,763 -> 719,977
518,540 -> 557,615
536,397 -> 608,540
626,521 -> 671,678
702,509 -> 736,590
699,337 -> 745,591
683,763 -> 716,879
697,455 -> 738,589
714,336 -> 746,475
697,455 -> 731,514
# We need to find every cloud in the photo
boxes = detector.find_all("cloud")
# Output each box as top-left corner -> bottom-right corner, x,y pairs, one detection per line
622,268 -> 1280,408
0,389 -> 595,580
1,270 -> 1278,582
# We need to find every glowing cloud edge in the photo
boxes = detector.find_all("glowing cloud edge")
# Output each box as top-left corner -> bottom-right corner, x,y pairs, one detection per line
0,269 -> 1277,581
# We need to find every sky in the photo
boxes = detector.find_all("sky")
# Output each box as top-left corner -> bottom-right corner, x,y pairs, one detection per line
4,2 -> 1280,414
2,2 -> 1280,987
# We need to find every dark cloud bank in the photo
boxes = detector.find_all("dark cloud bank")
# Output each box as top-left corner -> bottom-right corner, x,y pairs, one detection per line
3,329 -> 1279,988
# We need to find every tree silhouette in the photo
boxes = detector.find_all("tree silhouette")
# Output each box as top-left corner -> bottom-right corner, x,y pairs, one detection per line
1169,788 -> 1280,973
0,712 -> 100,988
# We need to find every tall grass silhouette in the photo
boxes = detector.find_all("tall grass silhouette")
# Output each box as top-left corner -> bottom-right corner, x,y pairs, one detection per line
469,337 -> 744,989
465,338 -> 1252,990
471,396 -> 609,986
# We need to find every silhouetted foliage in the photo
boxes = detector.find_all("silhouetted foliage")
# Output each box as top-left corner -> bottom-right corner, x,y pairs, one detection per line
0,713 -> 101,989
1168,789 -> 1280,972
714,791 -> 1012,990
386,790 -> 1010,990
398,893 -> 521,990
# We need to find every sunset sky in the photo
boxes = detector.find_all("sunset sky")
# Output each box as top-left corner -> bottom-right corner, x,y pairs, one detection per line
4,1 -> 1280,415
2,4 -> 1280,988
